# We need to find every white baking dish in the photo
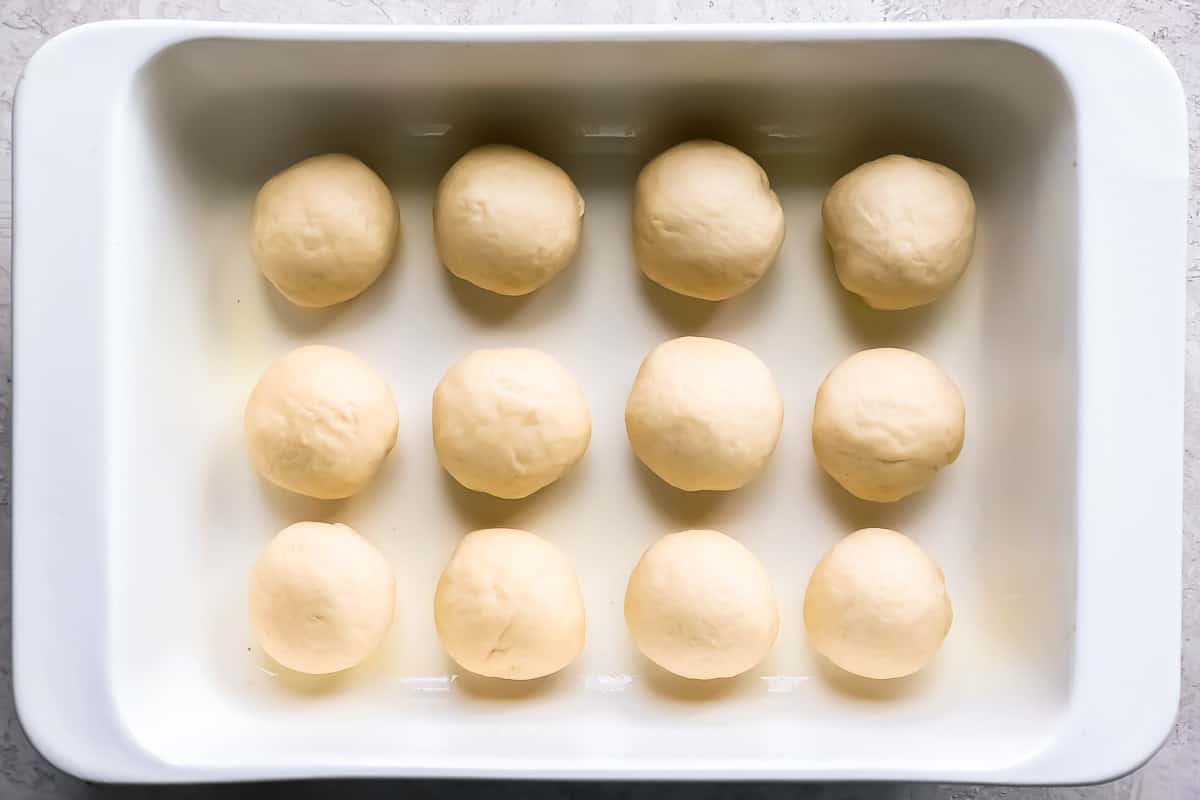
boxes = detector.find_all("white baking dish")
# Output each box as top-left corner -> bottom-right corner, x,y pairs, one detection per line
13,20 -> 1186,784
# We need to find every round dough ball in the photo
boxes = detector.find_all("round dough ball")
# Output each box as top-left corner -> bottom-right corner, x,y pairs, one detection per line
432,348 -> 591,499
822,154 -> 975,310
435,528 -> 585,680
812,348 -> 964,502
249,522 -> 395,675
625,530 -> 779,679
633,139 -> 784,301
804,528 -> 952,679
626,337 -> 783,492
434,145 -> 584,296
251,153 -> 399,308
245,345 -> 398,500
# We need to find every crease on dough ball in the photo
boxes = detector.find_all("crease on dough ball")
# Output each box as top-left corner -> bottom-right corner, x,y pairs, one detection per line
244,345 -> 399,500
624,529 -> 779,680
822,154 -> 975,310
432,348 -> 591,499
625,336 -> 783,492
803,528 -> 953,680
248,521 -> 396,675
633,140 -> 785,301
812,347 -> 964,502
251,153 -> 400,308
434,144 -> 584,296
434,528 -> 585,680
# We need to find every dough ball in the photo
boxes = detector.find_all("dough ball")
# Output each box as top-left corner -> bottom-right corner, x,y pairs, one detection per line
626,337 -> 783,492
434,145 -> 584,296
812,348 -> 964,502
245,345 -> 398,499
625,530 -> 779,679
435,528 -> 585,680
633,139 -> 784,301
249,522 -> 395,675
432,348 -> 591,499
804,528 -> 952,679
822,154 -> 975,310
251,154 -> 399,308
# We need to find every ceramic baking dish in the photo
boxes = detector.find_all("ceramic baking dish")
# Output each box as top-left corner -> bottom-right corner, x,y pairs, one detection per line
12,20 -> 1186,784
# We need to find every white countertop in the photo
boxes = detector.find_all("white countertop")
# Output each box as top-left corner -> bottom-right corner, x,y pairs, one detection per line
0,2 -> 1195,798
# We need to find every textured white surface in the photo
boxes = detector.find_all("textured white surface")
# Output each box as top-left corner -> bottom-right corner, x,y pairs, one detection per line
0,2 -> 1195,799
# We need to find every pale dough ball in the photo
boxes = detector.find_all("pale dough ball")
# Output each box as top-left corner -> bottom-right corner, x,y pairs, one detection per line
822,154 -> 976,310
435,528 -> 585,680
812,348 -> 964,502
626,337 -> 783,492
625,530 -> 779,680
245,345 -> 398,500
804,528 -> 953,679
249,522 -> 395,675
432,348 -> 591,499
633,139 -> 784,301
434,145 -> 584,296
251,154 -> 399,308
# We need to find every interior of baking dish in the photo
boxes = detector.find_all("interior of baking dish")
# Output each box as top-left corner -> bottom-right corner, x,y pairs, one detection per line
105,35 -> 1078,772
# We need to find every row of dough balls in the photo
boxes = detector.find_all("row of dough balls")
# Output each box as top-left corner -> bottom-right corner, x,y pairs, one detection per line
249,524 -> 952,682
244,340 -> 965,504
251,143 -> 976,309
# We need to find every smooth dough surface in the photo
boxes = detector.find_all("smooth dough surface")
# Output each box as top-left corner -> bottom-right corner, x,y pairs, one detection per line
626,337 -> 783,492
625,530 -> 779,680
245,345 -> 398,500
822,154 -> 975,310
633,140 -> 784,301
248,522 -> 395,675
812,348 -> 964,502
251,153 -> 399,308
435,528 -> 585,680
804,528 -> 953,680
434,144 -> 584,296
432,348 -> 591,499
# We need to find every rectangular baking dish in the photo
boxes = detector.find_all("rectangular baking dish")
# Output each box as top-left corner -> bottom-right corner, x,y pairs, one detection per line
13,20 -> 1186,784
